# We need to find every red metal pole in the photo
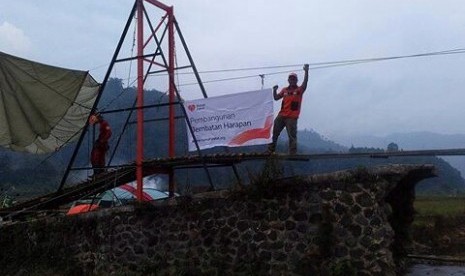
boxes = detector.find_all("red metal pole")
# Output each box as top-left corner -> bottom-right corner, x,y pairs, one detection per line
168,7 -> 176,197
136,0 -> 144,201
145,0 -> 171,11
168,7 -> 175,158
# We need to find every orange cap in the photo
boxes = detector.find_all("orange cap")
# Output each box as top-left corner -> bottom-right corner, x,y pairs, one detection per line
89,114 -> 98,125
288,73 -> 298,79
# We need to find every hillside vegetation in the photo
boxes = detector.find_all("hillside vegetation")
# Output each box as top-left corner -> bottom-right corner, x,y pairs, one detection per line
0,78 -> 463,200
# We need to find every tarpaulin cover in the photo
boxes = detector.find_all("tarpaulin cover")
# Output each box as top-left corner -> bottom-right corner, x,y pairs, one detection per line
0,51 -> 99,153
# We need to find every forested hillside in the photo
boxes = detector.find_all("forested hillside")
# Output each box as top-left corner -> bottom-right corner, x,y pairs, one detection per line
0,78 -> 463,200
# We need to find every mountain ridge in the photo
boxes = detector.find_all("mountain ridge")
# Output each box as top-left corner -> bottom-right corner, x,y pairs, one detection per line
0,79 -> 464,199
333,131 -> 465,177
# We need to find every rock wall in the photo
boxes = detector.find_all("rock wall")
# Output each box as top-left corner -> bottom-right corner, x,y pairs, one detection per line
0,164 -> 434,275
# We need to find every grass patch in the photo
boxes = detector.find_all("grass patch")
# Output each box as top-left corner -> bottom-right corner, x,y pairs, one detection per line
413,196 -> 465,227
414,196 -> 465,217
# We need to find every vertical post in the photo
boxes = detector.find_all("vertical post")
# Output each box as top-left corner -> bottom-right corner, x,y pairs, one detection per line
168,7 -> 176,197
136,0 -> 145,201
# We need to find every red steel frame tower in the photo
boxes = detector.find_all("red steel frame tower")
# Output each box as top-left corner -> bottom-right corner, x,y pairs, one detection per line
59,0 -> 215,200
137,0 -> 179,200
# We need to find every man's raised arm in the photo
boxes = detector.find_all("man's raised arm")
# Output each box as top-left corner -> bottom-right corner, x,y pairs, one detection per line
301,64 -> 309,92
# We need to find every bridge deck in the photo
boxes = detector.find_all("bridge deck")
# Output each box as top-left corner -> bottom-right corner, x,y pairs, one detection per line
0,153 -> 307,219
2,148 -> 465,219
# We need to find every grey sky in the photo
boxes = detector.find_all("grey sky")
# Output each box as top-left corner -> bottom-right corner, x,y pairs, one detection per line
2,0 -> 465,141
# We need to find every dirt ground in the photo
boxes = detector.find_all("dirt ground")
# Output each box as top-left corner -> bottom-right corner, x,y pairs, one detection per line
411,215 -> 465,258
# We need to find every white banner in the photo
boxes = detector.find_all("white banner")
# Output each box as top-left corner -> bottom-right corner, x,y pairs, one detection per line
184,89 -> 273,151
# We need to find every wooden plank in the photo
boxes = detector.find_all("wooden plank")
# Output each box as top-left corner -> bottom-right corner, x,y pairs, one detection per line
4,148 -> 465,218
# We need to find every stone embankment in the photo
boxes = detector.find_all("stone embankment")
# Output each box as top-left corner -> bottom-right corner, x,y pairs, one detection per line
0,164 -> 434,275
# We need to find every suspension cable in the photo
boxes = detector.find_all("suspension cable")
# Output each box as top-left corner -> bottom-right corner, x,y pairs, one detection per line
168,48 -> 465,87
27,46 -> 465,189
139,47 -> 465,86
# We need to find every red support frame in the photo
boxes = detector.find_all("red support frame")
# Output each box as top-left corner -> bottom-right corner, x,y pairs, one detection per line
136,0 -> 145,201
167,7 -> 176,197
135,0 -> 176,200
60,0 -> 218,198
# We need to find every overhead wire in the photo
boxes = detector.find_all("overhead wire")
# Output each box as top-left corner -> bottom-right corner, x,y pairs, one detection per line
147,47 -> 465,86
26,47 -> 465,193
192,47 -> 465,74
58,47 -> 465,149
92,47 -> 465,89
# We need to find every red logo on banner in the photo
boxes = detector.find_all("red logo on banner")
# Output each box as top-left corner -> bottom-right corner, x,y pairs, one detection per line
188,104 -> 196,112
228,115 -> 273,145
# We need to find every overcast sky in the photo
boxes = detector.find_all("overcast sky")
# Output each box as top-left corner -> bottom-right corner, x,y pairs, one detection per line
2,0 -> 465,142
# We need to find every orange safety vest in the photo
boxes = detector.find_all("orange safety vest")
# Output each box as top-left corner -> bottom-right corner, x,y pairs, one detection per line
278,86 -> 304,118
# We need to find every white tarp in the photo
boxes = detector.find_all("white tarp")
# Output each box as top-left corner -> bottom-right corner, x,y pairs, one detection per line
0,51 -> 100,153
184,89 -> 273,151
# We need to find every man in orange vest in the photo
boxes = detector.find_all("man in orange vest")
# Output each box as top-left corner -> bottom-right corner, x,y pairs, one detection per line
268,64 -> 309,154
89,113 -> 112,175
